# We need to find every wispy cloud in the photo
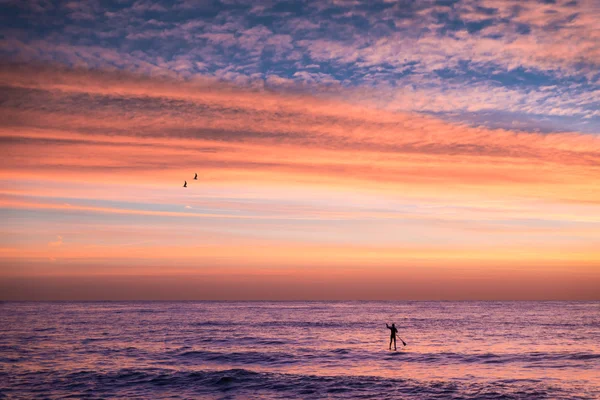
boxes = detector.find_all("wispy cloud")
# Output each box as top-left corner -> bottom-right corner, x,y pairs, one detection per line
48,235 -> 63,247
1,0 -> 598,133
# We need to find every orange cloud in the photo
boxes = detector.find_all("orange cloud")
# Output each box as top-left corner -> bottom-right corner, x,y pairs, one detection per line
1,65 -> 599,299
1,65 -> 599,202
48,235 -> 63,247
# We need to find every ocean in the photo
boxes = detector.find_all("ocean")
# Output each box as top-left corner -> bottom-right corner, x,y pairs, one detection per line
1,301 -> 598,399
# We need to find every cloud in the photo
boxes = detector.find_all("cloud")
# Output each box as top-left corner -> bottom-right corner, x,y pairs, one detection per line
48,235 -> 63,247
0,64 -> 599,207
1,0 -> 597,124
361,77 -> 600,119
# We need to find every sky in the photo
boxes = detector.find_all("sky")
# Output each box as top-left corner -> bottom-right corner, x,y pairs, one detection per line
0,0 -> 599,300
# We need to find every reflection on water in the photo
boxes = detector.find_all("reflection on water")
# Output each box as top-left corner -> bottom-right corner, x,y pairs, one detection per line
1,301 -> 599,399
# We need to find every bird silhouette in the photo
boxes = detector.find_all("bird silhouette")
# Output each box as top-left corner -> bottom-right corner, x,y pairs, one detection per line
183,181 -> 187,188
194,173 -> 198,180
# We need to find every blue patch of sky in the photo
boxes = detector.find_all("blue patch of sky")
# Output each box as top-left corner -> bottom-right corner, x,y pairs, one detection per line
245,15 -> 277,28
353,64 -> 418,87
0,207 -> 257,228
270,1 -> 307,15
427,111 -> 600,135
136,37 -> 199,62
0,208 -> 115,226
473,5 -> 498,16
352,0 -> 396,14
260,59 -> 301,78
435,64 -> 592,89
515,23 -> 531,35
261,57 -> 416,87
331,12 -> 373,30
0,4 -> 68,37
10,195 -> 296,218
465,19 -> 496,34
435,0 -> 462,7
171,3 -> 224,20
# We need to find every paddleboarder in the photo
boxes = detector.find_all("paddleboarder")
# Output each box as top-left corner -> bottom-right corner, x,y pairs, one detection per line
386,323 -> 406,350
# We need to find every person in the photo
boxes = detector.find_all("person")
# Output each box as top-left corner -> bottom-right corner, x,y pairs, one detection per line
386,323 -> 398,350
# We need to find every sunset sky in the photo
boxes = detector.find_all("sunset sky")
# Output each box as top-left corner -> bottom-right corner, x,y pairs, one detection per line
1,0 -> 599,300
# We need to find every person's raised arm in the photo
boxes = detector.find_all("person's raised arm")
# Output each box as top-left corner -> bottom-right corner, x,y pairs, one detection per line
386,323 -> 391,330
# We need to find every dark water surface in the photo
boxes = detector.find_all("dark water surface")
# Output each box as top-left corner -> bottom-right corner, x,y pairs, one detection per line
1,301 -> 599,399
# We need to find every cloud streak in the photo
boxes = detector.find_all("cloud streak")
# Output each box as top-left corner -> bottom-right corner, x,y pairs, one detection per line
1,66 -> 599,192
1,0 -> 599,133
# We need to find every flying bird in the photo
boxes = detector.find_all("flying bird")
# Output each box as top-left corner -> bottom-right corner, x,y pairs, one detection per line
194,173 -> 198,180
183,181 -> 187,188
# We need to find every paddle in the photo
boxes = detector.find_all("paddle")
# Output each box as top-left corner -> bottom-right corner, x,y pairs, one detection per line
399,337 -> 407,346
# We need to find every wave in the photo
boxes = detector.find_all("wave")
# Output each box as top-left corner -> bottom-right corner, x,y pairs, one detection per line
387,350 -> 600,366
169,346 -> 600,368
190,320 -> 239,327
3,302 -> 599,399
177,349 -> 298,365
2,367 -> 587,400
256,320 -> 384,329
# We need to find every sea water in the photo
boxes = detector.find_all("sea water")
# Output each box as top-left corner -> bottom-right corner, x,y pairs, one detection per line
1,301 -> 598,399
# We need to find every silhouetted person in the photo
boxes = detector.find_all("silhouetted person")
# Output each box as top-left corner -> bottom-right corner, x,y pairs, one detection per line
194,173 -> 198,180
183,181 -> 187,187
387,323 -> 398,350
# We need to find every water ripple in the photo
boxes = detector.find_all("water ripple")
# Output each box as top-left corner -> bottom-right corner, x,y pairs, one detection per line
1,301 -> 598,399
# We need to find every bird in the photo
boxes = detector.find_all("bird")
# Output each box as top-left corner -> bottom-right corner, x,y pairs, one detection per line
194,173 -> 198,180
183,181 -> 187,188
